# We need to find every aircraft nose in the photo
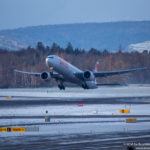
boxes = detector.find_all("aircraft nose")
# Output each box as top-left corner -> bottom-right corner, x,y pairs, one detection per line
46,55 -> 55,67
45,57 -> 49,66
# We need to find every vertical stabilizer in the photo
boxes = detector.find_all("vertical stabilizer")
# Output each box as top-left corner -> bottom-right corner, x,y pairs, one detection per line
94,61 -> 99,72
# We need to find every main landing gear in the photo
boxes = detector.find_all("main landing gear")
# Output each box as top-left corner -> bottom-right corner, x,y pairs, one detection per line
57,80 -> 65,90
58,84 -> 65,90
82,84 -> 89,89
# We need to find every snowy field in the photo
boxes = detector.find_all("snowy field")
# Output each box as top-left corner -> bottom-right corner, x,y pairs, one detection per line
0,104 -> 150,117
0,84 -> 150,99
0,84 -> 150,142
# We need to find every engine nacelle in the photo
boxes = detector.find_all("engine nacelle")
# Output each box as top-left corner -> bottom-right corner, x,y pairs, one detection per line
83,71 -> 95,81
40,72 -> 51,81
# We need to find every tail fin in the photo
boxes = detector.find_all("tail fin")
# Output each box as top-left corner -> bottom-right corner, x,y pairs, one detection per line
94,61 -> 99,72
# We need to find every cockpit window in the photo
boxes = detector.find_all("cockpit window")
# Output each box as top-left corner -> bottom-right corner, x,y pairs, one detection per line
47,56 -> 54,59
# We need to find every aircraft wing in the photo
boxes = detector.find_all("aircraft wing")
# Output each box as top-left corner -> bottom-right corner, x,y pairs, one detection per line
14,69 -> 65,81
93,67 -> 147,77
14,69 -> 41,76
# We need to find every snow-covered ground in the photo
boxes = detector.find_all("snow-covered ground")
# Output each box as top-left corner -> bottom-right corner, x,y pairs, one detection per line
0,103 -> 150,128
1,121 -> 150,137
0,84 -> 150,99
0,85 -> 150,137
0,104 -> 149,117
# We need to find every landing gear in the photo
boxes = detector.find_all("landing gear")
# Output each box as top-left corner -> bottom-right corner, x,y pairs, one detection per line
82,84 -> 89,89
57,80 -> 65,90
58,84 -> 65,90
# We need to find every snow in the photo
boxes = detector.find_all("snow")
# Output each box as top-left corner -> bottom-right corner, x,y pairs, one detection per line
0,84 -> 150,99
1,85 -> 150,137
128,41 -> 150,52
0,104 -> 150,117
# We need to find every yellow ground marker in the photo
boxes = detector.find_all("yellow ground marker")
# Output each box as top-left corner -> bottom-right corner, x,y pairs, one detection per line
6,96 -> 12,99
119,109 -> 130,113
126,118 -> 137,123
11,127 -> 26,132
0,127 -> 26,132
0,128 -> 8,132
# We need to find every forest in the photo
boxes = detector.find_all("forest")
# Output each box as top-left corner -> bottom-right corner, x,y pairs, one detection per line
0,42 -> 150,88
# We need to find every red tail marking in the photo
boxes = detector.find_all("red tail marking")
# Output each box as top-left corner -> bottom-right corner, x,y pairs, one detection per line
94,61 -> 99,72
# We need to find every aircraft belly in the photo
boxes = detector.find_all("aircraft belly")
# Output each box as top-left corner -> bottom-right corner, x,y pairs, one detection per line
52,63 -> 97,88
54,64 -> 83,85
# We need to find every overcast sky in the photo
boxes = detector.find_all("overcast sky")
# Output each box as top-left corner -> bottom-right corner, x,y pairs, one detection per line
0,0 -> 150,30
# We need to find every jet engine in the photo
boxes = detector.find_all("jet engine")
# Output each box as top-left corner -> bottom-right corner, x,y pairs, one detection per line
83,71 -> 95,81
40,72 -> 51,81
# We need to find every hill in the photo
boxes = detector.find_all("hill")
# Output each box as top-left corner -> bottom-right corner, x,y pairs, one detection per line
0,21 -> 150,51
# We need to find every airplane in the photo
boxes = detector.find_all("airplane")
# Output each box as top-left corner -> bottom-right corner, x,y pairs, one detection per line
14,55 -> 147,90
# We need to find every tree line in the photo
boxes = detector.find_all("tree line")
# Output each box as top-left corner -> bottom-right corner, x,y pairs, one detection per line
0,42 -> 150,88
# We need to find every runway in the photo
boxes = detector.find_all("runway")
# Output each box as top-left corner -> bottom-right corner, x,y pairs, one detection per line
1,131 -> 150,150
0,97 -> 150,107
0,85 -> 150,149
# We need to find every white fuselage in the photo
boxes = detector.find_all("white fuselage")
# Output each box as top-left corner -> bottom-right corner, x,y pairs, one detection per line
46,55 -> 97,88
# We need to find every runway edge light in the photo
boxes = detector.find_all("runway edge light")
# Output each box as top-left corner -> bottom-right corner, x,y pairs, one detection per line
78,104 -> 83,107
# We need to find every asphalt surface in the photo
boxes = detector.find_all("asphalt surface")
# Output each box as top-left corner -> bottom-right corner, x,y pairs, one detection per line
0,97 -> 150,107
1,130 -> 150,150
